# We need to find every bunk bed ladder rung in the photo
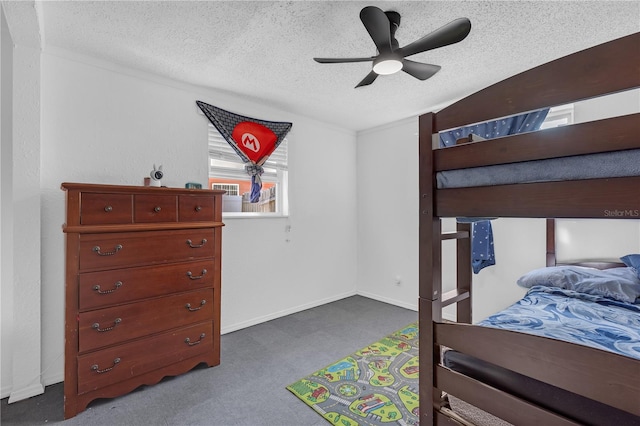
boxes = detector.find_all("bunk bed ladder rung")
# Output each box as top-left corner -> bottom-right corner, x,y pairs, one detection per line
441,289 -> 470,308
441,230 -> 470,240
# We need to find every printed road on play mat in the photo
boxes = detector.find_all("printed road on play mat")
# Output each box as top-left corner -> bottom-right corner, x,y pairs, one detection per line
287,323 -> 419,425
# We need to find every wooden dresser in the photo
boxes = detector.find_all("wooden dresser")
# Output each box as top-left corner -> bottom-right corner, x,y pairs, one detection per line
61,183 -> 224,419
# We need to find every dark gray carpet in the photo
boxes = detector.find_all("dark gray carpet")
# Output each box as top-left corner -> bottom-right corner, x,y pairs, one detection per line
1,295 -> 417,425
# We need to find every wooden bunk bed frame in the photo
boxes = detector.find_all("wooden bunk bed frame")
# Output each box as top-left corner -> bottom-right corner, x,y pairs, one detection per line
418,32 -> 640,425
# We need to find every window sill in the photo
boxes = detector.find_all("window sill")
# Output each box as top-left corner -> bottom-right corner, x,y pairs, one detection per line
222,212 -> 289,220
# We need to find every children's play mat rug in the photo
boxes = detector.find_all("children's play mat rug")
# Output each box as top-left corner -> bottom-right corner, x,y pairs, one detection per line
287,323 -> 419,425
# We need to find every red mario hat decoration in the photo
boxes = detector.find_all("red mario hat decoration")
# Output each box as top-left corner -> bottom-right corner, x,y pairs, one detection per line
196,101 -> 292,203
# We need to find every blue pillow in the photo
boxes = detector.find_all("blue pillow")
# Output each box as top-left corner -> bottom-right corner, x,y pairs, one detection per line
620,254 -> 640,280
517,265 -> 640,303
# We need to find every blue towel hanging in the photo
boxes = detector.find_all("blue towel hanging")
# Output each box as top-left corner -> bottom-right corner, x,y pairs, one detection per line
471,220 -> 495,274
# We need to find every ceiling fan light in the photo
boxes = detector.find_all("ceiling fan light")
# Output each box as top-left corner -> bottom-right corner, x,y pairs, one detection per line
373,57 -> 403,75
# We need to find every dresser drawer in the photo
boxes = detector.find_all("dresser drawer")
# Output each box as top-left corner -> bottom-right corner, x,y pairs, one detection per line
178,195 -> 217,222
77,321 -> 213,395
79,229 -> 216,271
134,194 -> 177,223
78,288 -> 214,353
79,260 -> 217,310
81,193 -> 132,225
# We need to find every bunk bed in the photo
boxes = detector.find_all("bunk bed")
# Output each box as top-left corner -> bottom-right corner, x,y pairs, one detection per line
418,32 -> 640,426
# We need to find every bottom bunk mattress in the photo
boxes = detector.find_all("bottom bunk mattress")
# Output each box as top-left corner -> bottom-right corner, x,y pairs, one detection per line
436,148 -> 640,189
443,286 -> 640,426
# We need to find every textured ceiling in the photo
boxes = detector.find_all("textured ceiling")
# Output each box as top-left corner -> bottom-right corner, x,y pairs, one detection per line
18,1 -> 640,131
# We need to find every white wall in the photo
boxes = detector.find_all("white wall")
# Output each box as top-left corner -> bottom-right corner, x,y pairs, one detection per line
573,88 -> 640,123
221,119 -> 357,332
555,219 -> 640,263
1,45 -> 358,398
356,118 -> 419,311
0,3 -> 14,401
1,2 -> 45,402
7,41 -> 44,404
357,90 -> 640,323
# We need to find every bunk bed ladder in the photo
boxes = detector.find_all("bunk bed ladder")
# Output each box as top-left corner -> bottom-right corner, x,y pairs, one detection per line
441,223 -> 472,323
419,112 -> 473,425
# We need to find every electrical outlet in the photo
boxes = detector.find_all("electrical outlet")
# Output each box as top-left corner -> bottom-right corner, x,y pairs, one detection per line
395,275 -> 402,286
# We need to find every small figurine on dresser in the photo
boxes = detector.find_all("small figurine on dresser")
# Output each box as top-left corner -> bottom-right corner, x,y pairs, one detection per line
150,164 -> 163,187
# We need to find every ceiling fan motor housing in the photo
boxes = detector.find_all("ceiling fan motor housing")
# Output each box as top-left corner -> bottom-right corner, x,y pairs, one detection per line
373,54 -> 403,75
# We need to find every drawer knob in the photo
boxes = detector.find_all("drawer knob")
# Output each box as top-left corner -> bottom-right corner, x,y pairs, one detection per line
154,206 -> 162,212
185,333 -> 206,346
92,244 -> 123,256
92,318 -> 122,332
194,205 -> 202,212
186,269 -> 207,280
104,205 -> 113,212
185,300 -> 206,312
93,281 -> 123,294
91,357 -> 121,374
186,238 -> 207,248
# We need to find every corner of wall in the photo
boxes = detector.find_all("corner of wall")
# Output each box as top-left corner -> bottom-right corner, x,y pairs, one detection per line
2,6 -> 44,401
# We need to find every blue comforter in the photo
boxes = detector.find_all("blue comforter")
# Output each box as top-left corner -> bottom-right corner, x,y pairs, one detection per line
479,286 -> 640,360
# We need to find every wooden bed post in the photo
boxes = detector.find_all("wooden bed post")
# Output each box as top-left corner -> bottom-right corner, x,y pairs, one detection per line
546,218 -> 556,267
456,222 -> 472,324
418,112 -> 443,425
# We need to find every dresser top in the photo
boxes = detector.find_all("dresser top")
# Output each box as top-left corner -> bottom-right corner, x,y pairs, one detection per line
61,182 -> 226,196
61,182 -> 225,233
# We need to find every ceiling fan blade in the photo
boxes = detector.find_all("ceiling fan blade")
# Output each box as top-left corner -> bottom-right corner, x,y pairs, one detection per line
355,71 -> 379,88
402,60 -> 441,80
398,18 -> 471,58
314,57 -> 375,64
360,6 -> 393,53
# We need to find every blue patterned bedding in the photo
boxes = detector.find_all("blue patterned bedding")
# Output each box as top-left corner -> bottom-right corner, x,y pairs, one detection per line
479,286 -> 640,359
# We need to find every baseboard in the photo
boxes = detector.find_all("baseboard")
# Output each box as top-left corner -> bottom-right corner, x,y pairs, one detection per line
7,382 -> 44,403
220,290 -> 357,334
1,367 -> 65,400
355,291 -> 459,322
356,290 -> 418,312
1,384 -> 12,400
41,371 -> 64,389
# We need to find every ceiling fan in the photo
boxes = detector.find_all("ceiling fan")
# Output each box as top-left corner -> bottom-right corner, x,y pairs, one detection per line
314,6 -> 471,88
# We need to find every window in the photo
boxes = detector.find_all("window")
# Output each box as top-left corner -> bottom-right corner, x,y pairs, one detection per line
208,124 -> 288,216
211,183 -> 239,196
540,104 -> 574,129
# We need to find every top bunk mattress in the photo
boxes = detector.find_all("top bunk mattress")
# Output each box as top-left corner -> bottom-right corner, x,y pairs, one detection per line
436,148 -> 640,189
